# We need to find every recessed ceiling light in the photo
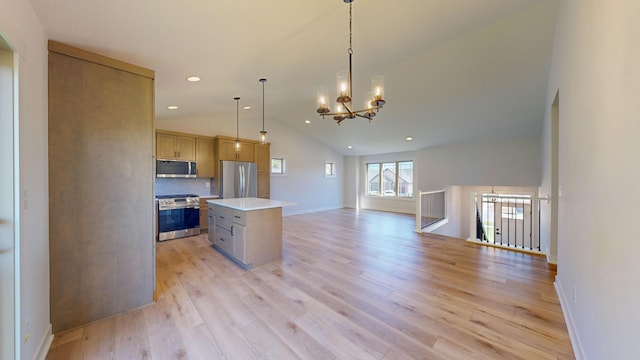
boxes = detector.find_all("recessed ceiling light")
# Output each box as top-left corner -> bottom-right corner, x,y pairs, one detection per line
186,76 -> 200,82
243,106 -> 251,110
347,145 -> 353,149
406,136 -> 413,141
167,105 -> 178,110
305,120 -> 311,124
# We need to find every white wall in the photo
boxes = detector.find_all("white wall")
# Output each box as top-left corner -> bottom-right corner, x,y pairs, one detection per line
542,1 -> 640,358
0,1 -> 52,359
429,185 -> 463,238
268,120 -> 344,215
343,156 -> 359,208
414,138 -> 541,237
416,137 -> 541,190
358,151 -> 416,214
156,116 -> 345,216
539,94 -> 559,263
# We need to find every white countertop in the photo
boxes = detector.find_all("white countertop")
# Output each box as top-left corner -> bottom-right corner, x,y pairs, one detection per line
207,197 -> 296,211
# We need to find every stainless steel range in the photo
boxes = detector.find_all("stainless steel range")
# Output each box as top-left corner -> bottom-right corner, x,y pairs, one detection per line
156,194 -> 200,241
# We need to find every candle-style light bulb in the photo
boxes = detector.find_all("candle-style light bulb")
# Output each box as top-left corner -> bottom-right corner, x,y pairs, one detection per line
317,86 -> 330,114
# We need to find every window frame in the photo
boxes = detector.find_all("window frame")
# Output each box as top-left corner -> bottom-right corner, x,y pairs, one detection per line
271,157 -> 286,175
324,161 -> 336,178
365,160 -> 414,198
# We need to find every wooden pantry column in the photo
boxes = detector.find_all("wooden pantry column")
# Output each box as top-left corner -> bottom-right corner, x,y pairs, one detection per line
48,41 -> 155,332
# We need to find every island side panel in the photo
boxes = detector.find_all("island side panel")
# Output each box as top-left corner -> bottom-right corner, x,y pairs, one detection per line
246,207 -> 282,268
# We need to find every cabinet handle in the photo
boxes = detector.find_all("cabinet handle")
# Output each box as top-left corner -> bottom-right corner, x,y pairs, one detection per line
231,225 -> 234,236
220,237 -> 224,242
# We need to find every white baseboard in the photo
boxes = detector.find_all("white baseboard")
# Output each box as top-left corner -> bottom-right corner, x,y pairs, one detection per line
33,323 -> 53,360
547,253 -> 558,265
554,278 -> 586,360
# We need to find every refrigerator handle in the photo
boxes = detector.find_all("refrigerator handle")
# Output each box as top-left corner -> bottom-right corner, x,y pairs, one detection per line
236,165 -> 241,198
239,165 -> 245,197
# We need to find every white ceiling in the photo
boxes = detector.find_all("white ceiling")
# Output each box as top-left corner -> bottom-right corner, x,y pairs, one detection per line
31,0 -> 558,155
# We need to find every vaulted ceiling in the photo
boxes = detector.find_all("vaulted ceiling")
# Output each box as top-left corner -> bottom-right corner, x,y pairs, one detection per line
31,0 -> 558,155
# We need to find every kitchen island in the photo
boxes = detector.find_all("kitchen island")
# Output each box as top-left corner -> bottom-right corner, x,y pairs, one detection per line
207,197 -> 294,269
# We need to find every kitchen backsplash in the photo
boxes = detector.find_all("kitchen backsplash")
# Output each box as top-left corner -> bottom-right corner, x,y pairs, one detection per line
155,178 -> 216,197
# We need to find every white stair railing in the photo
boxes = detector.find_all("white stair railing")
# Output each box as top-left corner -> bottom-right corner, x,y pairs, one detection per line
415,189 -> 446,233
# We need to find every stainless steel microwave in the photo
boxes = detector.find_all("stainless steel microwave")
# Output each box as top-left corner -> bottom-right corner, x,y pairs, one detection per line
156,159 -> 197,178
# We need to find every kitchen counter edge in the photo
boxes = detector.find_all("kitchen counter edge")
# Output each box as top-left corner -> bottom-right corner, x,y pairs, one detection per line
206,197 -> 296,211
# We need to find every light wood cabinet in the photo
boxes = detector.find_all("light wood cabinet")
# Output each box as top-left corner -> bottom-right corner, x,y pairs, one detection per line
216,138 -> 255,162
156,132 -> 196,160
255,143 -> 270,199
195,138 -> 214,178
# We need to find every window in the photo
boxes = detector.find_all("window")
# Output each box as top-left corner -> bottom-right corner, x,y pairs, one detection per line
325,161 -> 336,177
366,160 -> 413,197
271,158 -> 285,174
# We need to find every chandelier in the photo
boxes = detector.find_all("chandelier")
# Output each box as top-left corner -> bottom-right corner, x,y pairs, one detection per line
316,0 -> 386,125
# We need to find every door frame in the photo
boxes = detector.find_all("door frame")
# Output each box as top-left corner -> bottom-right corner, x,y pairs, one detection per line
0,36 -> 19,360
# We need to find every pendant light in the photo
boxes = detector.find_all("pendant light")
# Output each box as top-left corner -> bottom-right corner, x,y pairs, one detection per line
259,78 -> 268,144
234,97 -> 241,152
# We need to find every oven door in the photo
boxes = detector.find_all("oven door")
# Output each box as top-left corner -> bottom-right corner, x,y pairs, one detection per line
158,205 -> 200,233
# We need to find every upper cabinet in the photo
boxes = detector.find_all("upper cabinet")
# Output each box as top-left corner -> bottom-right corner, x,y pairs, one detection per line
255,143 -> 270,199
195,138 -> 214,178
216,138 -> 255,162
156,132 -> 196,160
156,131 -> 215,178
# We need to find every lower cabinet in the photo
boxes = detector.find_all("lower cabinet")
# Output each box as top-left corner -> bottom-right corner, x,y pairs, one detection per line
207,206 -> 215,244
208,204 -> 282,269
216,226 -> 234,253
232,223 -> 246,263
200,196 -> 219,231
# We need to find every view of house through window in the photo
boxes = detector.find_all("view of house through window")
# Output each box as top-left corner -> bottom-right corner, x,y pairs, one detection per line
366,161 -> 413,197
271,158 -> 285,174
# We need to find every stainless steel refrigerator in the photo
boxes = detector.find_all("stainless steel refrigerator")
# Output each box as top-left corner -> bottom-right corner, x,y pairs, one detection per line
220,161 -> 257,198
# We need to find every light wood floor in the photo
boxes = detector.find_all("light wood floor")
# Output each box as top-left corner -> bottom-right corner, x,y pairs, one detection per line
46,208 -> 574,359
